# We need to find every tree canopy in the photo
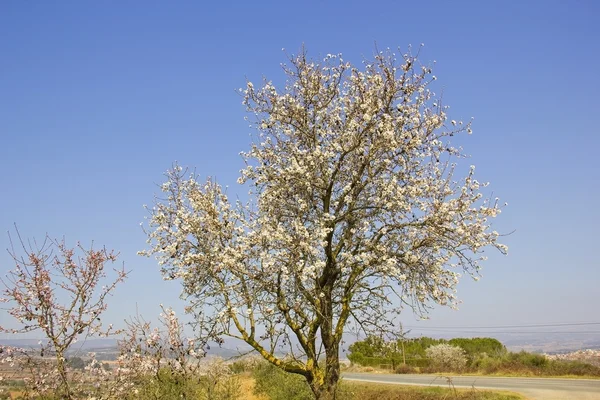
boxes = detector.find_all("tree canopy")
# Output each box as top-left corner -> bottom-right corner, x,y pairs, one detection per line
141,46 -> 506,399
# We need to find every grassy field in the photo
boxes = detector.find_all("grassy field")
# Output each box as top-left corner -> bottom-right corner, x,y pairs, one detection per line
0,377 -> 528,400
347,360 -> 600,380
243,370 -> 525,400
0,364 -> 527,400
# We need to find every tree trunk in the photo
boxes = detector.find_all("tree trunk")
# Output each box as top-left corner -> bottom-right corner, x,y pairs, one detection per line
310,375 -> 338,400
55,350 -> 73,399
309,344 -> 341,400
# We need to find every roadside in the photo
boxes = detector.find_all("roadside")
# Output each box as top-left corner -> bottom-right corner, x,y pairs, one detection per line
343,372 -> 600,400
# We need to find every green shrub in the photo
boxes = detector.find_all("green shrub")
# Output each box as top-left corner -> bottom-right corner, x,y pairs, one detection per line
252,362 -> 313,400
510,351 -> 547,368
546,359 -> 600,376
120,361 -> 241,400
348,336 -> 506,370
449,338 -> 506,359
468,350 -> 600,377
120,368 -> 202,400
471,354 -> 503,374
229,355 -> 262,374
229,361 -> 247,374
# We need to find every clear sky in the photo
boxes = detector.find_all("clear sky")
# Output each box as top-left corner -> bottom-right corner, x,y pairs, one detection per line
1,1 -> 599,343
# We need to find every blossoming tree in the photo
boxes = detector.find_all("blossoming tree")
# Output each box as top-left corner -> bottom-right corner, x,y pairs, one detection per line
114,306 -> 238,399
0,230 -> 128,399
141,47 -> 507,399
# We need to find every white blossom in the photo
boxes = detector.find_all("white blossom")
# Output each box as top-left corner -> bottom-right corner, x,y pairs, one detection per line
141,46 -> 507,396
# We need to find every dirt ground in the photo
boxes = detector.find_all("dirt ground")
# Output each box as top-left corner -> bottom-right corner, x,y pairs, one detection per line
238,374 -> 268,400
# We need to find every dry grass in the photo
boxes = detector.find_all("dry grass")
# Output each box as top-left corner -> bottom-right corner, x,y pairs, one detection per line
339,381 -> 525,400
242,371 -> 524,400
238,373 -> 269,400
1,372 -> 526,400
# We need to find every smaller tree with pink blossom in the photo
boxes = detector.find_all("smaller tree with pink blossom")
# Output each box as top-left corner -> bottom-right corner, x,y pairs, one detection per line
115,305 -> 240,399
0,229 -> 128,399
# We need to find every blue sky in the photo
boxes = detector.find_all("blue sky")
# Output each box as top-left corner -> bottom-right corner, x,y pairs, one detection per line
1,1 -> 599,343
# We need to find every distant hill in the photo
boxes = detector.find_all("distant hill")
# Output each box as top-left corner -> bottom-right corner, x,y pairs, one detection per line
0,338 -> 256,360
4,334 -> 598,358
0,338 -> 118,350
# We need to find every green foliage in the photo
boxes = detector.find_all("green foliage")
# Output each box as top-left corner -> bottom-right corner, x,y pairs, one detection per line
252,362 -> 313,400
348,336 -> 443,368
119,367 -> 241,400
471,350 -> 600,377
348,336 -> 600,377
121,368 -> 201,400
471,353 -> 503,373
349,336 -> 505,369
401,337 -> 445,358
229,361 -> 247,374
545,360 -> 600,376
509,351 -> 547,368
347,336 -> 387,360
229,356 -> 262,374
449,338 -> 506,358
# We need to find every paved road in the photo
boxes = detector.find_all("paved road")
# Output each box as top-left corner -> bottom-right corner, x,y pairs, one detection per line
342,372 -> 600,400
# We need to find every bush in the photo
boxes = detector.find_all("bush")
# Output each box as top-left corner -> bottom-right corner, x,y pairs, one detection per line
348,336 -> 506,370
546,359 -> 600,376
425,344 -> 467,372
394,364 -> 417,374
120,358 -> 241,400
120,368 -> 201,400
510,351 -> 547,368
448,338 -> 506,359
252,362 -> 313,400
468,350 -> 600,377
471,354 -> 503,374
229,355 -> 262,374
